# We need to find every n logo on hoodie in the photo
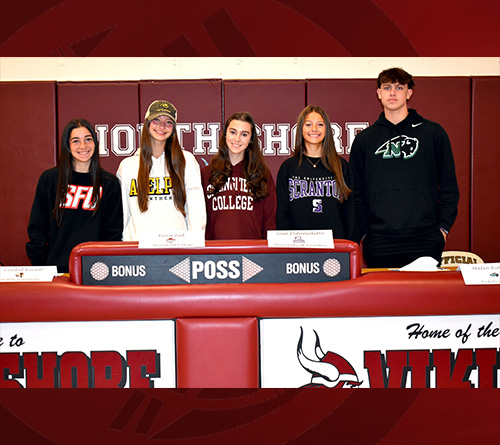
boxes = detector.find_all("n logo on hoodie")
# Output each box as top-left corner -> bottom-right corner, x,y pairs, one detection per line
375,135 -> 419,160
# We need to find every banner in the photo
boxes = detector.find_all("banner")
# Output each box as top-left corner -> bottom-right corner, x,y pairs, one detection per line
0,320 -> 175,388
260,315 -> 500,388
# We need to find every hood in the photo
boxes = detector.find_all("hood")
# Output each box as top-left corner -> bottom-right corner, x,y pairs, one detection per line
373,108 -> 424,144
374,108 -> 423,129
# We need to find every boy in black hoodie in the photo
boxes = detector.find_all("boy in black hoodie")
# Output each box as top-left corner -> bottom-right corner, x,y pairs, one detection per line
350,67 -> 459,268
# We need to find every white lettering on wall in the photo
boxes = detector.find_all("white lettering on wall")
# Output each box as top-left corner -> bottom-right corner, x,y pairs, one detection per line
176,123 -> 191,149
95,125 -> 109,156
94,121 -> 366,158
261,123 -> 291,156
111,124 -> 136,156
345,122 -> 369,155
193,123 -> 220,155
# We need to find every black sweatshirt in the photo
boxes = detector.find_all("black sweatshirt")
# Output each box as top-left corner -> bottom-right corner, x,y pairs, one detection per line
276,156 -> 358,242
26,167 -> 123,273
349,109 -> 459,238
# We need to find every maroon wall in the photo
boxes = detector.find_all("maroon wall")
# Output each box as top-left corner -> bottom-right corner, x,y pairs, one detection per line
409,77 -> 471,253
307,79 -> 380,160
471,77 -> 500,262
0,82 -> 56,266
57,82 -> 140,175
139,80 -> 223,170
308,77 -> 471,252
0,77 -> 497,265
223,80 -> 306,179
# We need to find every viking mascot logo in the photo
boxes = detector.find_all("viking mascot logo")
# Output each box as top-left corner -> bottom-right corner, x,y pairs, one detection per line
297,327 -> 362,388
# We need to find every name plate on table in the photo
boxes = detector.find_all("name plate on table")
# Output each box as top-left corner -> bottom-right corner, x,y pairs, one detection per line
461,263 -> 500,285
268,230 -> 334,249
0,266 -> 58,282
81,251 -> 350,285
138,230 -> 205,248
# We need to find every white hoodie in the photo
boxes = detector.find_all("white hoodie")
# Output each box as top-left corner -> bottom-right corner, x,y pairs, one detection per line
116,149 -> 206,241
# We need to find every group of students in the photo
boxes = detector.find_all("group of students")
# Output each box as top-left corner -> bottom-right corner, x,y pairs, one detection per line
26,67 -> 460,273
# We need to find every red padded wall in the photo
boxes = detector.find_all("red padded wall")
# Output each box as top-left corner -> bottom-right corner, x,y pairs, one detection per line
471,77 -> 500,262
1,77 -> 497,266
307,79 -> 381,161
0,82 -> 57,266
410,77 -> 471,252
139,80 -> 223,170
57,82 -> 140,175
223,80 -> 306,179
308,77 -> 471,252
176,317 -> 259,388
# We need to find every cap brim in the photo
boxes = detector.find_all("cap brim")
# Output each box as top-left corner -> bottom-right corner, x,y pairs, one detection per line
146,112 -> 176,122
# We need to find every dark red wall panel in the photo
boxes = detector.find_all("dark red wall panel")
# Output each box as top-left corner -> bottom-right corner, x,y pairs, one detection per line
139,80 -> 223,169
223,80 -> 306,179
308,77 -> 471,253
0,82 -> 57,266
1,77 -> 497,266
57,82 -> 140,175
471,77 -> 500,262
410,77 -> 471,253
307,79 -> 381,161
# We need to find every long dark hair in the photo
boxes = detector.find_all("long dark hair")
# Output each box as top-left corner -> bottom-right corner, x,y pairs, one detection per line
208,112 -> 269,200
294,105 -> 351,203
137,119 -> 187,215
53,119 -> 102,225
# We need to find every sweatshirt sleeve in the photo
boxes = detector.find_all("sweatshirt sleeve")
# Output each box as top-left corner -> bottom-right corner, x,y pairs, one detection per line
100,173 -> 124,241
26,171 -> 52,265
183,152 -> 207,231
200,166 -> 212,239
261,171 -> 277,237
275,160 -> 291,230
349,136 -> 368,238
116,159 -> 132,240
434,125 -> 460,232
339,159 -> 359,243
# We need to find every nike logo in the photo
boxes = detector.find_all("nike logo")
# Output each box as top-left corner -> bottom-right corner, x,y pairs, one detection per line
412,123 -> 423,127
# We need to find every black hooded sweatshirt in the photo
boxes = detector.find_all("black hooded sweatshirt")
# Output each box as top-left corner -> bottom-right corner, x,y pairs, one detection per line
349,108 -> 459,238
